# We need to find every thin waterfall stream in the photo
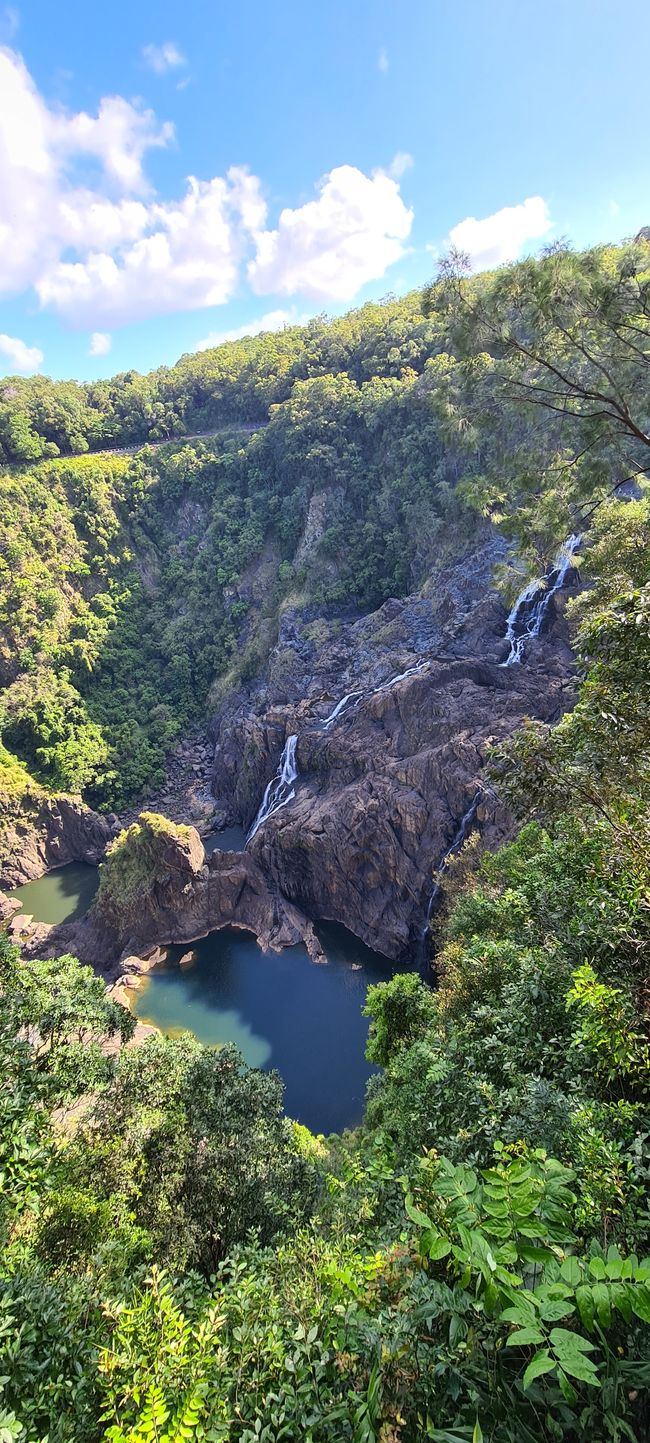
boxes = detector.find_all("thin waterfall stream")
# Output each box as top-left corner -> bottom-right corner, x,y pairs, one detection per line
246,534 -> 582,954
421,790 -> 482,949
247,734 -> 299,841
501,533 -> 582,666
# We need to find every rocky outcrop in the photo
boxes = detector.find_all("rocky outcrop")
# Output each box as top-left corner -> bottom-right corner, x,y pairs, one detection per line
208,535 -> 578,959
0,791 -> 113,887
22,812 -> 323,974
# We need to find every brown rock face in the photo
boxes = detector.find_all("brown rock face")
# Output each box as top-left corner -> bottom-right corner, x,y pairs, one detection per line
208,537 -> 578,960
23,816 -> 322,974
0,793 -> 113,888
242,658 -> 570,958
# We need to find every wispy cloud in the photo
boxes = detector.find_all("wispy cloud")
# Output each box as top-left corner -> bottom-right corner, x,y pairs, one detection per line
385,151 -> 413,180
88,331 -> 112,356
0,6 -> 19,40
142,41 -> 187,75
378,47 -> 389,74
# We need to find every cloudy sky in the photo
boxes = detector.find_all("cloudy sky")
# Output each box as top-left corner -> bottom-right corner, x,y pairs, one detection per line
1,0 -> 648,381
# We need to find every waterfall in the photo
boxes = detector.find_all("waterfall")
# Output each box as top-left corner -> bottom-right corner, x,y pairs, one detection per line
501,533 -> 582,667
247,734 -> 299,842
321,660 -> 427,731
373,659 -> 428,696
422,791 -> 482,936
322,690 -> 363,729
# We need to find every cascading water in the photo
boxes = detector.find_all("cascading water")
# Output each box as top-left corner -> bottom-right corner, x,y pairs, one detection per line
501,533 -> 582,667
247,734 -> 299,842
422,790 -> 482,943
322,690 -> 364,729
248,658 -> 431,841
321,660 -> 427,729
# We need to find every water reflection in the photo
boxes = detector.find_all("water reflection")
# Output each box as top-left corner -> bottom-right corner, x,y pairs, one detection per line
130,922 -> 400,1133
9,862 -> 99,924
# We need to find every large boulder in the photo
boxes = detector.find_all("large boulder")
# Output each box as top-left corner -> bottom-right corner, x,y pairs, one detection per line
24,811 -> 322,972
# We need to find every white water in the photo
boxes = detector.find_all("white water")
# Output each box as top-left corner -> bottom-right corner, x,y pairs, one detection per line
423,791 -> 482,933
247,734 -> 299,842
322,659 -> 427,730
249,657 -> 430,840
372,659 -> 428,696
322,690 -> 364,729
501,533 -> 582,667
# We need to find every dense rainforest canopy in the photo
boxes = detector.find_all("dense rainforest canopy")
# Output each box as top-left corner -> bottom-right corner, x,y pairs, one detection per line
1,236 -> 650,1440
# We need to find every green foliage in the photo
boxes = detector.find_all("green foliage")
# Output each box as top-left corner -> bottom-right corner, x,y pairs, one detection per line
0,295 -> 470,812
363,971 -> 437,1066
0,938 -> 133,1102
96,811 -> 196,922
2,239 -> 650,1440
64,1032 -> 317,1272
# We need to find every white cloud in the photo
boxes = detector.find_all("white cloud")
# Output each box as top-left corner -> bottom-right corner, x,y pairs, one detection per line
378,47 -> 389,73
0,331 -> 43,373
448,196 -> 552,271
386,151 -> 413,180
88,330 -> 111,356
0,45 -> 415,331
0,45 -> 175,302
609,199 -> 620,217
195,308 -> 298,351
38,169 -> 266,326
248,163 -> 413,303
50,95 -> 174,194
142,41 -> 187,75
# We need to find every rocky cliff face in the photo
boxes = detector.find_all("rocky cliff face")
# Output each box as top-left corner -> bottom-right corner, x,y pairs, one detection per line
208,535 -> 578,959
21,813 -> 322,974
0,791 -> 113,887
8,531 -> 580,972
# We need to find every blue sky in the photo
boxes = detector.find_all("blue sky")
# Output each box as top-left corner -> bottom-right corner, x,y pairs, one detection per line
1,0 -> 649,382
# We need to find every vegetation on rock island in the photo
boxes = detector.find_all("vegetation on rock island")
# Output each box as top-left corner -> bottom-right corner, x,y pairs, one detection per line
1,235 -> 650,1439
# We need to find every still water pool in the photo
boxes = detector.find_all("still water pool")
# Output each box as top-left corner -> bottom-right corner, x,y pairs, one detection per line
8,855 -> 400,1134
9,861 -> 99,924
130,923 -> 398,1134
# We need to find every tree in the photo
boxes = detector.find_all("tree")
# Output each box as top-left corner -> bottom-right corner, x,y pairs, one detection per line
69,1033 -> 316,1271
0,938 -> 134,1103
424,237 -> 650,551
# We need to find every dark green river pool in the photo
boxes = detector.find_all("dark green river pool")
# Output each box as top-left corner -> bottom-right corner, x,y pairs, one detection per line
10,848 -> 398,1134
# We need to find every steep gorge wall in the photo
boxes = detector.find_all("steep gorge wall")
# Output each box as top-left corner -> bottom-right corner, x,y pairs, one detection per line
207,538 -> 578,958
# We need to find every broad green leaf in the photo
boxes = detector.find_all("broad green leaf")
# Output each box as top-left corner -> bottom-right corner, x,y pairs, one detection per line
558,1370 -> 577,1405
558,1355 -> 600,1387
591,1282 -> 611,1328
523,1350 -> 556,1390
549,1328 -> 596,1354
405,1197 -> 433,1230
575,1286 -> 595,1332
505,1327 -> 545,1347
630,1286 -> 650,1324
428,1234 -> 452,1262
560,1257 -> 582,1286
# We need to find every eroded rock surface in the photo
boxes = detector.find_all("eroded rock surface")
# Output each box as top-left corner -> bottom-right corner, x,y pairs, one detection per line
0,792 -> 113,888
21,816 -> 322,974
208,536 -> 578,959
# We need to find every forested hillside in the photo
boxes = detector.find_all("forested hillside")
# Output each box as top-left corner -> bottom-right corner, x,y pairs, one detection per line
0,294 -> 472,812
1,237 -> 650,1440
